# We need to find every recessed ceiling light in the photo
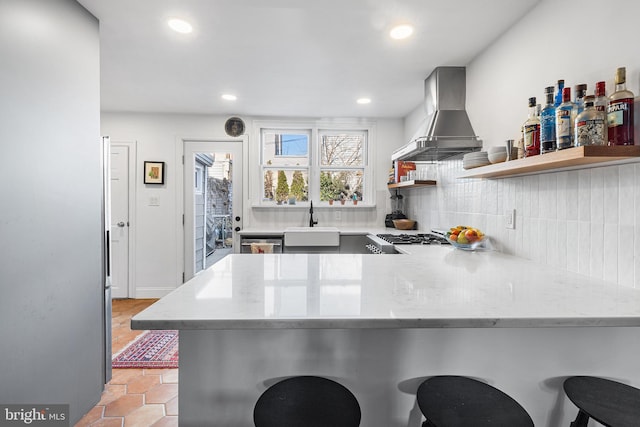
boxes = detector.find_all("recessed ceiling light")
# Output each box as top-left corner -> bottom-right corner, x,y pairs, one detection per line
390,24 -> 414,40
221,94 -> 237,101
357,98 -> 371,105
168,18 -> 193,34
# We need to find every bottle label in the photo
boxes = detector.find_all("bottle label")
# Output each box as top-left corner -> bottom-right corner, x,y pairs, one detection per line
556,108 -> 573,149
607,100 -> 630,126
540,112 -> 556,143
556,108 -> 573,138
524,124 -> 538,149
607,98 -> 634,145
576,119 -> 606,146
607,102 -> 628,127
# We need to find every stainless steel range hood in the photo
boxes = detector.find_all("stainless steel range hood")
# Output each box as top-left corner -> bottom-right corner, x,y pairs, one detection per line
393,66 -> 482,162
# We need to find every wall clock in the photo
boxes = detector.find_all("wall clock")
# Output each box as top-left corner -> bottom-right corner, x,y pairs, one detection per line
225,117 -> 245,137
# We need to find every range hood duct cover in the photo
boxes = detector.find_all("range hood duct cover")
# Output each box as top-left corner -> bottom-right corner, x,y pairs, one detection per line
393,66 -> 482,162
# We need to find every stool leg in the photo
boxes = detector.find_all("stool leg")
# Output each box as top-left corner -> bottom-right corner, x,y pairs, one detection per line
569,410 -> 590,427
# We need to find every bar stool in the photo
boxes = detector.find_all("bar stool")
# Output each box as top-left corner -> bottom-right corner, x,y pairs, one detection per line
563,376 -> 640,427
416,375 -> 533,427
253,375 -> 361,427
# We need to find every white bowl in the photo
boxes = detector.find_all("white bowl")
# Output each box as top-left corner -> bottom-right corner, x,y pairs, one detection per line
488,152 -> 507,163
488,146 -> 507,154
463,151 -> 488,160
487,146 -> 518,160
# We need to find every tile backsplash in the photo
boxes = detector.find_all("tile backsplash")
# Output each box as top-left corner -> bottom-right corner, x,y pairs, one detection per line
405,160 -> 640,288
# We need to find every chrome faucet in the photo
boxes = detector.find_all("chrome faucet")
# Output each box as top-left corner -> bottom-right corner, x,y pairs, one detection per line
309,201 -> 318,227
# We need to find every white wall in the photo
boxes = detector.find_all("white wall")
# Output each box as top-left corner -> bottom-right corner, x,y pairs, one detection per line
102,113 -> 403,296
466,0 -> 640,149
0,0 -> 104,423
404,0 -> 640,288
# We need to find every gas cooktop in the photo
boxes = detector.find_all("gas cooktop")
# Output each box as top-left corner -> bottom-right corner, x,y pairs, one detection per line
376,233 -> 450,245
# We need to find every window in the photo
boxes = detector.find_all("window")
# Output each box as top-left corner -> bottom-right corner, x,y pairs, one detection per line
319,130 -> 366,202
194,164 -> 204,194
258,124 -> 371,206
261,129 -> 310,204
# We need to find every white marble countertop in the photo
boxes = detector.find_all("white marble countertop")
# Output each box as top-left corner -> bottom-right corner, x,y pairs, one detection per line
132,247 -> 640,330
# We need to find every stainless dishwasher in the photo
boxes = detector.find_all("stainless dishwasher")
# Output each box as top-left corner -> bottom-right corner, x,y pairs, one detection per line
240,237 -> 283,254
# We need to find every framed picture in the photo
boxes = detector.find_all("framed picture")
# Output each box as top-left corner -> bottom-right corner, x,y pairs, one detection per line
144,161 -> 165,185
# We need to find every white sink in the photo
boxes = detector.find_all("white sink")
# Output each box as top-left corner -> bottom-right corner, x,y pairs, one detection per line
284,227 -> 340,247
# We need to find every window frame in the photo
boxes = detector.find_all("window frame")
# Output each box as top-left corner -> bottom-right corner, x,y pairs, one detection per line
317,129 -> 367,202
194,164 -> 205,195
259,128 -> 311,204
253,120 -> 375,207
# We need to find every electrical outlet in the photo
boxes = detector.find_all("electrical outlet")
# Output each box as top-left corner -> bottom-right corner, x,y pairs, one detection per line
505,209 -> 515,229
334,210 -> 341,221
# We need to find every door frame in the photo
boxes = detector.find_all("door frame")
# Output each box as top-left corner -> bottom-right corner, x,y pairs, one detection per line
111,140 -> 137,298
176,135 -> 248,284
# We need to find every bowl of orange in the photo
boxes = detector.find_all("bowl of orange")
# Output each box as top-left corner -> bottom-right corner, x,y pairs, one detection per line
446,225 -> 486,250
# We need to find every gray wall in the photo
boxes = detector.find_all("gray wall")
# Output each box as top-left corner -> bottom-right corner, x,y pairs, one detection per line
0,0 -> 103,423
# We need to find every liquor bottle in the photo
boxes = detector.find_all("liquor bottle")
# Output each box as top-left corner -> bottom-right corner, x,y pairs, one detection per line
607,67 -> 635,146
594,81 -> 607,112
556,87 -> 576,150
554,79 -> 565,107
523,97 -> 540,157
574,84 -> 587,115
575,95 -> 606,146
540,86 -> 556,153
516,129 -> 525,159
594,81 -> 608,144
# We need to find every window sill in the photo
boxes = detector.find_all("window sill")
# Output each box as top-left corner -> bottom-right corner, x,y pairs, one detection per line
251,203 -> 376,210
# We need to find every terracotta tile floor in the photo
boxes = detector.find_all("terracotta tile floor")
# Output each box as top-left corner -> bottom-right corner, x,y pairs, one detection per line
75,299 -> 178,427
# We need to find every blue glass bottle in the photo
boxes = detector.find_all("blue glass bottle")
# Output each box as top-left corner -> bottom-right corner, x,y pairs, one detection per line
554,79 -> 564,107
540,86 -> 556,153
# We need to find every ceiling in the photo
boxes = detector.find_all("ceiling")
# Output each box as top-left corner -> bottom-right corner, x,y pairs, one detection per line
77,0 -> 540,118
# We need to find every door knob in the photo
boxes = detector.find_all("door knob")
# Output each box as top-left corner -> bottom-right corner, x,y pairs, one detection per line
117,222 -> 126,227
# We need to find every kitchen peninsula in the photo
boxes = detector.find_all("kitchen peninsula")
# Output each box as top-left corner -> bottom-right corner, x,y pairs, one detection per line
133,246 -> 640,426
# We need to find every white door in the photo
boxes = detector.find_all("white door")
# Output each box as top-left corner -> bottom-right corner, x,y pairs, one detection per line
110,145 -> 130,298
184,141 -> 243,281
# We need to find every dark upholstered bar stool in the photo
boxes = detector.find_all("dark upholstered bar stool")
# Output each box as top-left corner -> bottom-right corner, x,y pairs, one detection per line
416,376 -> 533,427
563,376 -> 640,427
253,375 -> 361,427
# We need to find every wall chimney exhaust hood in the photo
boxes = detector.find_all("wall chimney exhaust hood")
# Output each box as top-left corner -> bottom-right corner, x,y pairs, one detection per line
393,66 -> 482,162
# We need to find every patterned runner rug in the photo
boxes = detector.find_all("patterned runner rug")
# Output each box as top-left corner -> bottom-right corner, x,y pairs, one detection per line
112,330 -> 179,368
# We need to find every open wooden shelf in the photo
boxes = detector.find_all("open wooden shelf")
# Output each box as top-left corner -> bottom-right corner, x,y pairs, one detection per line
387,180 -> 437,189
458,145 -> 640,179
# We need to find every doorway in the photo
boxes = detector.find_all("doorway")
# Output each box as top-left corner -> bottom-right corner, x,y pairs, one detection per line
110,142 -> 136,298
183,140 -> 243,281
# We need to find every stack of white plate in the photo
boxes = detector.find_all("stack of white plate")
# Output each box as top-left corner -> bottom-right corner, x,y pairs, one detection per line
488,146 -> 507,163
463,151 -> 490,169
